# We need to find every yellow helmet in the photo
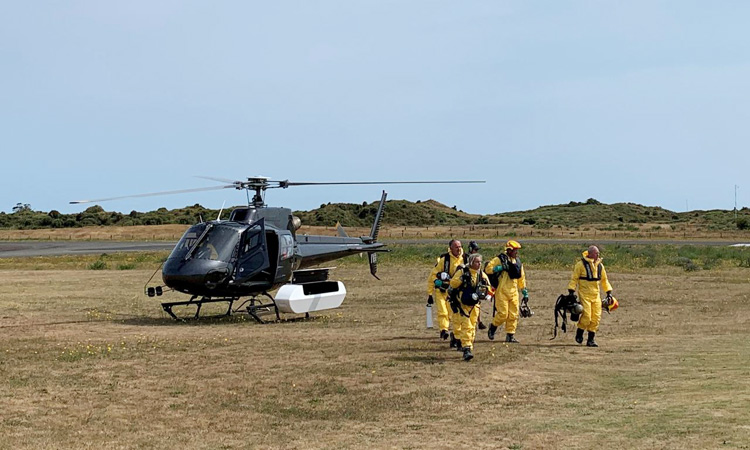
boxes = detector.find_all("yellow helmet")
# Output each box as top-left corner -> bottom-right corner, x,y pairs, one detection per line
506,240 -> 521,250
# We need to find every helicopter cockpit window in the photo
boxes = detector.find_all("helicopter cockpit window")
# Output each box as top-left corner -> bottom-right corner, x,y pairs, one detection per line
168,224 -> 208,260
191,226 -> 240,262
242,228 -> 263,254
279,234 -> 294,260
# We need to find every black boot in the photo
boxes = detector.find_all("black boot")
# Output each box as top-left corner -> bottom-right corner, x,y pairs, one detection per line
575,328 -> 584,344
440,329 -> 449,340
478,320 -> 487,330
449,332 -> 457,349
587,331 -> 598,347
505,333 -> 519,344
463,347 -> 474,361
456,340 -> 463,352
488,324 -> 498,341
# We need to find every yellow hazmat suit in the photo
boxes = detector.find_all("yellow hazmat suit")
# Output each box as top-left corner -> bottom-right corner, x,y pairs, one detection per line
449,267 -> 490,351
426,249 -> 466,333
567,250 -> 613,333
485,254 -> 526,335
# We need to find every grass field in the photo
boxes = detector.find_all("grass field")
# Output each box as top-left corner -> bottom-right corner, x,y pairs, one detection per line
2,222 -> 750,242
1,255 -> 750,449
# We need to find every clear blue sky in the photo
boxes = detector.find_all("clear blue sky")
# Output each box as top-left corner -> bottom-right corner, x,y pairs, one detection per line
2,1 -> 748,216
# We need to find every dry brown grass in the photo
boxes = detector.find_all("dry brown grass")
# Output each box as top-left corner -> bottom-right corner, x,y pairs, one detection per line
1,262 -> 750,449
2,223 -> 748,242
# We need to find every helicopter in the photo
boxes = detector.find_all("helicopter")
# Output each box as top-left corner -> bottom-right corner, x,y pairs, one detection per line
71,177 -> 483,322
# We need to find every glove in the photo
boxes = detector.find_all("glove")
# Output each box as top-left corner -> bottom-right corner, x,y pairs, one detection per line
493,265 -> 504,273
568,289 -> 575,295
522,296 -> 529,303
606,291 -> 613,303
521,288 -> 528,297
427,295 -> 434,305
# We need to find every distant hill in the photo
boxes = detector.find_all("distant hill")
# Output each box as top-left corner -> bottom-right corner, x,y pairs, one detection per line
497,199 -> 679,227
297,198 -> 750,231
294,199 -> 479,227
1,198 -> 749,231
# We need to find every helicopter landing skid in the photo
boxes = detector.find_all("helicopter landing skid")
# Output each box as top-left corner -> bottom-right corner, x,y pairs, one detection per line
244,292 -> 281,324
161,296 -> 237,321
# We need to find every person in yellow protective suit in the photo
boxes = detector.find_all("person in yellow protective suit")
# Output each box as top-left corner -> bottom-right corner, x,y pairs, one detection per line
484,240 -> 527,344
426,239 -> 466,345
567,245 -> 614,347
467,241 -> 487,331
449,253 -> 492,361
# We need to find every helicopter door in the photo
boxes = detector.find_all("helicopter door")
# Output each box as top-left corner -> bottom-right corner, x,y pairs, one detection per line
235,219 -> 270,282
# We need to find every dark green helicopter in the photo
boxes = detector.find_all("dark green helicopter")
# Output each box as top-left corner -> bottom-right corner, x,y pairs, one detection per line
71,177 -> 482,321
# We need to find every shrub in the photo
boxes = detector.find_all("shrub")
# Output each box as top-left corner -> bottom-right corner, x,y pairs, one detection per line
87,260 -> 108,270
737,218 -> 749,230
673,257 -> 700,272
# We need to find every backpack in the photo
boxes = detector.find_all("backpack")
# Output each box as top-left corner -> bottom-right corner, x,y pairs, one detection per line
436,252 -> 468,292
459,267 -> 488,307
488,253 -> 523,288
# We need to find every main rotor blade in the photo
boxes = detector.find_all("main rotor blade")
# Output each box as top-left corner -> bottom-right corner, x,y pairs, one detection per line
70,185 -> 235,204
194,175 -> 238,184
272,180 -> 485,188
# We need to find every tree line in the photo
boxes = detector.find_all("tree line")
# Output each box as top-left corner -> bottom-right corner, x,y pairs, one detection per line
0,204 -> 217,230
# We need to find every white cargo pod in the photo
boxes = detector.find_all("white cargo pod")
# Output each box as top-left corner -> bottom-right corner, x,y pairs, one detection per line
274,281 -> 347,314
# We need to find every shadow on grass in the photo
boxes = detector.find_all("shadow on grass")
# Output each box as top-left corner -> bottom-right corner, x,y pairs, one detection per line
116,312 -> 321,327
1,310 -> 328,329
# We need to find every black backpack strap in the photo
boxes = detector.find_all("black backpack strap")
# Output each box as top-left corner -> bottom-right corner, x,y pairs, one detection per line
551,294 -> 568,340
498,253 -> 508,268
581,258 -> 601,281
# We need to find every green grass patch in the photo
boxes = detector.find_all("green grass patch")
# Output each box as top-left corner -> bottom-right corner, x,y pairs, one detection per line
87,259 -> 108,270
339,243 -> 750,271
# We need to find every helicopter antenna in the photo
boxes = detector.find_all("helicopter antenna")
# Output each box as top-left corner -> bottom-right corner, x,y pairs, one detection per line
217,200 -> 226,221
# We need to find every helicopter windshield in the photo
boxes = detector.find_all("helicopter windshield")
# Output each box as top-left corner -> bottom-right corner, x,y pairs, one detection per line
169,223 -> 241,262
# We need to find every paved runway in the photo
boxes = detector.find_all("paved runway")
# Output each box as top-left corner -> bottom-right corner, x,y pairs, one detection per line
1,238 -> 748,258
0,241 -> 176,258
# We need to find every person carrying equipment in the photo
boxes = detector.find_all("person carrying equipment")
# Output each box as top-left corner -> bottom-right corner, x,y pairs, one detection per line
467,240 -> 487,331
484,240 -> 528,343
449,252 -> 492,361
567,245 -> 614,347
426,239 -> 467,344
